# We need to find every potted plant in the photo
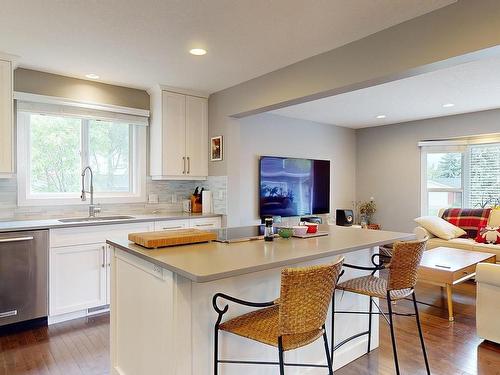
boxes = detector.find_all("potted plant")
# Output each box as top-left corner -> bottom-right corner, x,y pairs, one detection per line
359,199 -> 377,225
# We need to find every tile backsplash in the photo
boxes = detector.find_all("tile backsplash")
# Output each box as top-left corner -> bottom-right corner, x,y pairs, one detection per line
0,176 -> 227,220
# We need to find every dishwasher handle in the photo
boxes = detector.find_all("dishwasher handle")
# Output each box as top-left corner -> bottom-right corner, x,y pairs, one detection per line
0,236 -> 34,243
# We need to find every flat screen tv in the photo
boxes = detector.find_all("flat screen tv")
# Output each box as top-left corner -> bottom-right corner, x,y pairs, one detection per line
259,156 -> 330,218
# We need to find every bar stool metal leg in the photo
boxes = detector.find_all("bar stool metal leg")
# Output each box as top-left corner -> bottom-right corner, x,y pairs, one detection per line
367,296 -> 373,353
214,326 -> 219,375
278,336 -> 285,375
322,324 -> 334,374
386,292 -> 401,375
412,292 -> 431,375
331,294 -> 335,359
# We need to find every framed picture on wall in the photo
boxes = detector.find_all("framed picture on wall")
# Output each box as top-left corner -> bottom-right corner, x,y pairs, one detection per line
211,136 -> 223,161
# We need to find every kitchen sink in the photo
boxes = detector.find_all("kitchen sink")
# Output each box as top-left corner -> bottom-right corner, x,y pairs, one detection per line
58,215 -> 135,223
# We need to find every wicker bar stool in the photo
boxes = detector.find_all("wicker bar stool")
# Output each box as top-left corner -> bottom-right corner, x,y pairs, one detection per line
213,257 -> 344,375
332,238 -> 430,375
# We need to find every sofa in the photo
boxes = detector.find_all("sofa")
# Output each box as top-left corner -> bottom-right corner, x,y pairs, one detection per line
476,263 -> 500,344
414,208 -> 500,262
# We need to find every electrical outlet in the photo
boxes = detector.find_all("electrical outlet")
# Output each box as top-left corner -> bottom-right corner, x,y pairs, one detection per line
171,194 -> 177,203
148,194 -> 159,204
218,190 -> 225,200
152,264 -> 163,279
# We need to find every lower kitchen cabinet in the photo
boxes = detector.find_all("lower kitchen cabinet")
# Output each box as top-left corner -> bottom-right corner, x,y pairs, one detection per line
189,217 -> 221,229
49,222 -> 154,323
49,243 -> 107,316
154,219 -> 189,231
48,217 -> 220,323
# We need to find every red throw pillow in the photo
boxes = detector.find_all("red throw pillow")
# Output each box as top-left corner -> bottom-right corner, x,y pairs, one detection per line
475,226 -> 500,244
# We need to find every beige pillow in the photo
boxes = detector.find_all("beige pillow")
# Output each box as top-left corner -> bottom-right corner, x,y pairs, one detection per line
414,216 -> 467,240
488,209 -> 500,228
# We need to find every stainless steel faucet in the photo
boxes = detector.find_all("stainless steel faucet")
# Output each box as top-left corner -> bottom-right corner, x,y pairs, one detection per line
81,166 -> 101,217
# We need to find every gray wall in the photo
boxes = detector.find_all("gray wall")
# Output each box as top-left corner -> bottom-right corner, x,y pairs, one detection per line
14,68 -> 150,110
208,0 -> 500,225
356,108 -> 500,232
235,113 -> 356,225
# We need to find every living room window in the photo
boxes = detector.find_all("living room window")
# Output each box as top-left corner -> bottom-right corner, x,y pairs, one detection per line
16,99 -> 148,206
420,138 -> 500,215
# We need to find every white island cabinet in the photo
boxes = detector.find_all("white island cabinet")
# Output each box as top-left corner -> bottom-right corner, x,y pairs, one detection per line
108,225 -> 413,375
149,85 -> 208,180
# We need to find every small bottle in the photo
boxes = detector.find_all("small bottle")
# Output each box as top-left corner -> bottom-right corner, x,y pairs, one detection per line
264,218 -> 274,242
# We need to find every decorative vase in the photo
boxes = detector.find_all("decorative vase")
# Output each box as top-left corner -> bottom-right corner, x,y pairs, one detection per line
360,214 -> 368,227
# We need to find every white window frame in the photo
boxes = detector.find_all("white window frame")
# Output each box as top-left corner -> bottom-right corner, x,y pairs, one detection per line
420,134 -> 500,215
420,145 -> 467,215
17,108 -> 147,206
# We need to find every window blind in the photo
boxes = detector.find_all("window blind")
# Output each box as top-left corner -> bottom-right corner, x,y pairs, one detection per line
16,97 -> 149,126
418,133 -> 500,147
469,143 -> 500,207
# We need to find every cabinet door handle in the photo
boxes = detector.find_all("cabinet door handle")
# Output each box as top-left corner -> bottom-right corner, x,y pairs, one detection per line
162,225 -> 183,230
196,223 -> 214,227
0,236 -> 33,243
182,157 -> 186,174
187,157 -> 190,174
101,245 -> 106,268
0,310 -> 17,318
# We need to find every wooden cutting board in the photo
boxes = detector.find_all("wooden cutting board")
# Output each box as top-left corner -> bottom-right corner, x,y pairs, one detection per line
128,229 -> 217,249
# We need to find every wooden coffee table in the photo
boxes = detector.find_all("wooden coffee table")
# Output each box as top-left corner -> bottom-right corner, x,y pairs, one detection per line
417,247 -> 496,322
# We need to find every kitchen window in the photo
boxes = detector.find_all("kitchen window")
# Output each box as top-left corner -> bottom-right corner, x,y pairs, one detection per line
420,137 -> 500,215
17,99 -> 148,205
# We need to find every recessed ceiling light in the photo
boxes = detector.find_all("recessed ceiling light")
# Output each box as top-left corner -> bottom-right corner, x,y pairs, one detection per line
85,73 -> 100,79
189,48 -> 207,56
442,103 -> 455,108
376,114 -> 386,119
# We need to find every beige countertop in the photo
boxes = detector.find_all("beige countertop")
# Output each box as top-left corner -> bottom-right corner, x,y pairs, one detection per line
0,212 -> 222,232
107,225 -> 413,283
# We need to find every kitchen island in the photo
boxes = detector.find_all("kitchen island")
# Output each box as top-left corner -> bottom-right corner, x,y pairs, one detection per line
107,225 -> 413,375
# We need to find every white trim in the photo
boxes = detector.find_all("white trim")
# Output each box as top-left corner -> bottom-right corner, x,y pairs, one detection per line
14,92 -> 150,118
17,112 -> 147,206
0,51 -> 19,68
420,147 -> 466,215
151,175 -> 207,181
148,84 -> 209,99
48,310 -> 87,325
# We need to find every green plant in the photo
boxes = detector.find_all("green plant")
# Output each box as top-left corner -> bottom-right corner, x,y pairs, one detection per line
359,200 -> 377,217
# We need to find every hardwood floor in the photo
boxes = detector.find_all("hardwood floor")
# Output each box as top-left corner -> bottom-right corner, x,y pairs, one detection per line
337,280 -> 500,375
0,314 -> 109,375
1,281 -> 499,375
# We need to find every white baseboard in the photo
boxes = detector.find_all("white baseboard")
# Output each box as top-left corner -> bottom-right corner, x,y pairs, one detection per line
48,306 -> 109,325
333,336 -> 372,370
48,310 -> 87,325
283,336 -> 374,374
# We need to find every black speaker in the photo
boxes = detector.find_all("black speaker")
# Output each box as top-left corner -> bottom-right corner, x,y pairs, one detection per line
336,209 -> 354,226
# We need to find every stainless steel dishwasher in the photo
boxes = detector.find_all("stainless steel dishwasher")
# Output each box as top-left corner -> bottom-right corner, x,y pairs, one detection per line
0,230 -> 48,327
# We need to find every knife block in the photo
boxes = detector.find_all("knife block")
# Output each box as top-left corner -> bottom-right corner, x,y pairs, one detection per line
191,195 -> 202,213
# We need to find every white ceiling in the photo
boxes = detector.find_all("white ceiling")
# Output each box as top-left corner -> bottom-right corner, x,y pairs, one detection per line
0,0 -> 454,92
270,55 -> 500,128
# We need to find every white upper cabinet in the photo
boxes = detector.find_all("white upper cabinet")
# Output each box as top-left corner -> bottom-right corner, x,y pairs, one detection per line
185,95 -> 208,177
149,85 -> 208,180
162,91 -> 187,176
0,58 -> 14,176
